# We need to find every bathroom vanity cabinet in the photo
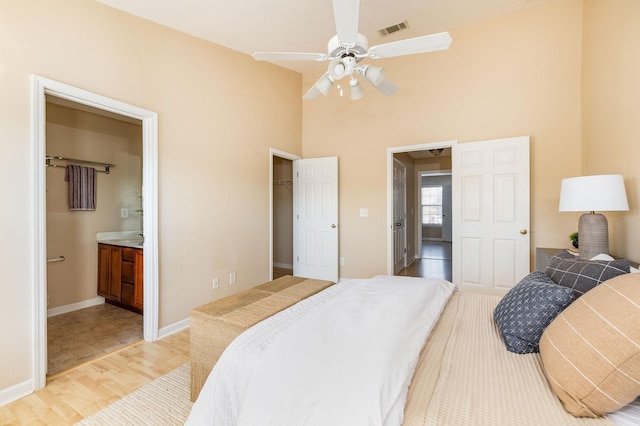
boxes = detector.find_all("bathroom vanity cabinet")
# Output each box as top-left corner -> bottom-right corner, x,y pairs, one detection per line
98,243 -> 143,313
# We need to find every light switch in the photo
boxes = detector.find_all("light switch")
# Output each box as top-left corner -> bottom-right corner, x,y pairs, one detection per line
121,208 -> 128,218
359,208 -> 368,217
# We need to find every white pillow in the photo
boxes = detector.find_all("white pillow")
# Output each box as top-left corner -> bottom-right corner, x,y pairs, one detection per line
590,253 -> 615,261
631,266 -> 640,274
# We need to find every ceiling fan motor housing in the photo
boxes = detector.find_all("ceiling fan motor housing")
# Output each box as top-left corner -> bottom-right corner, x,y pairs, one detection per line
327,33 -> 369,60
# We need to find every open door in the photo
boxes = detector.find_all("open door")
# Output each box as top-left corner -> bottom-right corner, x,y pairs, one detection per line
452,136 -> 530,295
441,183 -> 452,242
393,159 -> 407,274
293,157 -> 339,282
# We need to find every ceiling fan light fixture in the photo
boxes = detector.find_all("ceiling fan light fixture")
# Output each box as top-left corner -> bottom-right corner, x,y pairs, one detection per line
362,65 -> 385,87
316,74 -> 335,96
329,58 -> 346,80
349,78 -> 364,100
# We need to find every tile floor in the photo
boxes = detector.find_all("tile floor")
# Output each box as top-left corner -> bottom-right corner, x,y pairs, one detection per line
47,303 -> 143,377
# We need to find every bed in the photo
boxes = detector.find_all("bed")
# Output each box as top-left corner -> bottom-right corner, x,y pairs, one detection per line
187,262 -> 640,425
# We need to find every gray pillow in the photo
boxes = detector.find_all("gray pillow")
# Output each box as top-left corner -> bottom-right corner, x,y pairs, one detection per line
544,255 -> 630,297
494,271 -> 575,354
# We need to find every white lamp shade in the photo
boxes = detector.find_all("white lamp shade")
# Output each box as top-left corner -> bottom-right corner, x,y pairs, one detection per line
363,65 -> 385,87
559,174 -> 629,212
349,79 -> 364,100
316,74 -> 335,96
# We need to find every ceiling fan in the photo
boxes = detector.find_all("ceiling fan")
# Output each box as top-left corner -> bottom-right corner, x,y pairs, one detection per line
252,0 -> 452,100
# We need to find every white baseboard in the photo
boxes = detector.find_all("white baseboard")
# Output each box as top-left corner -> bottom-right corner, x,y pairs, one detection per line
273,262 -> 293,269
157,317 -> 190,339
47,296 -> 106,318
0,378 -> 33,408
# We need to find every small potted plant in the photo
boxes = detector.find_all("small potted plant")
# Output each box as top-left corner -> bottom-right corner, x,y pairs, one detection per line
569,232 -> 579,249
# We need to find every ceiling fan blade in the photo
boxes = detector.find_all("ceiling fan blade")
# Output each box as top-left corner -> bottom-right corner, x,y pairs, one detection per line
253,52 -> 328,62
375,77 -> 399,96
332,0 -> 359,46
368,32 -> 452,59
303,85 -> 321,100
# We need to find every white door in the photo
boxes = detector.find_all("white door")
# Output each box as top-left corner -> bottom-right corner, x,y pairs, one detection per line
441,183 -> 452,242
452,136 -> 530,295
393,159 -> 407,274
293,157 -> 339,282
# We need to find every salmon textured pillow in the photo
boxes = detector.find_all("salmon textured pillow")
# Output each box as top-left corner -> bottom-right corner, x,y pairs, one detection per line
539,273 -> 640,417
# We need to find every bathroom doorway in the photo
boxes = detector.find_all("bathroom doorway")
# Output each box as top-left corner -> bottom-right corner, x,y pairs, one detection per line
45,97 -> 144,376
32,76 -> 159,390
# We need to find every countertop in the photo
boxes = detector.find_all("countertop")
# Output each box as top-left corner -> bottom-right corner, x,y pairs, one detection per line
96,231 -> 144,249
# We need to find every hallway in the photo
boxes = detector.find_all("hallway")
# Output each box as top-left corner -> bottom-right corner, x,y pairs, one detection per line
397,241 -> 452,281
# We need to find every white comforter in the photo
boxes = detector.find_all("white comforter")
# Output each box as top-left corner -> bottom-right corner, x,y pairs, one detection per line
186,275 -> 455,426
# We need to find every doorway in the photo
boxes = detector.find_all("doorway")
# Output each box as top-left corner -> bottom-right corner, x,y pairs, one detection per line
32,76 -> 159,390
269,150 -> 339,283
269,149 -> 300,280
387,142 -> 456,280
272,155 -> 294,279
45,97 -> 144,376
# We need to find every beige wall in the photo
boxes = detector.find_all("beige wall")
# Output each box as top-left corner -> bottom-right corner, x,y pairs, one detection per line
302,0 -> 584,278
581,0 -> 640,260
46,102 -> 142,309
0,0 -> 301,393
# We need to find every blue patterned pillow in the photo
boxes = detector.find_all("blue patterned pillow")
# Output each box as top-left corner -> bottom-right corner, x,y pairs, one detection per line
494,271 -> 575,354
544,256 -> 630,297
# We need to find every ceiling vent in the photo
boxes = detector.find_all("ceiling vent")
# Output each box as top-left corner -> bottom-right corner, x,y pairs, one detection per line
377,21 -> 409,37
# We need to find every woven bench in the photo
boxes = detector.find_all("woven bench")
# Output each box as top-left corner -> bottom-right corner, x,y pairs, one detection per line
190,275 -> 334,401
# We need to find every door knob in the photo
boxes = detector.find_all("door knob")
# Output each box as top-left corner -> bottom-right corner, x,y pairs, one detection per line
520,229 -> 527,235
331,224 -> 336,228
395,222 -> 402,227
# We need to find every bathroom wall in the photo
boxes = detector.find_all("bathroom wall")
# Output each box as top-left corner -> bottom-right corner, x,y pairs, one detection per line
46,101 -> 142,310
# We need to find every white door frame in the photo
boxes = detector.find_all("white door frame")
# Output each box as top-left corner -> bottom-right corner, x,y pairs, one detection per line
31,76 -> 159,390
268,148 -> 300,281
386,141 -> 457,275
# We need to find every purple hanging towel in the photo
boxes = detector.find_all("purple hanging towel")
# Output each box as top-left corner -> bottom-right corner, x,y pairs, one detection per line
64,165 -> 96,210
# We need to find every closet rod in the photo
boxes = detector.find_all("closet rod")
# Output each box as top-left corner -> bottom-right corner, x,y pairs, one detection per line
45,156 -> 115,174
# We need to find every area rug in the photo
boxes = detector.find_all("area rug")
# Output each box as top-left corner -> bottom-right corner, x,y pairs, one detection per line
76,363 -> 192,425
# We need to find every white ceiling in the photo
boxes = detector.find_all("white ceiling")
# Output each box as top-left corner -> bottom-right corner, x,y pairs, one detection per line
95,0 -> 551,74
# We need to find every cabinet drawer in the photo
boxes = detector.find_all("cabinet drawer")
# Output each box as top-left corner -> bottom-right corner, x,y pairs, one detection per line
121,283 -> 134,306
121,261 -> 134,283
122,248 -> 136,262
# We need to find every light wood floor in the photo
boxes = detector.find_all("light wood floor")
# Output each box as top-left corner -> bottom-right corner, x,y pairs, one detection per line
0,329 -> 190,425
397,241 -> 452,281
273,266 -> 293,280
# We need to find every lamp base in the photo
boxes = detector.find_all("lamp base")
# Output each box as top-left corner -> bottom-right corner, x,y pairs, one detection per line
578,213 -> 609,260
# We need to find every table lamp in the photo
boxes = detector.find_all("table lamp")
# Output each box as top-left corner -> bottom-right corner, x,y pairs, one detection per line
559,174 -> 629,260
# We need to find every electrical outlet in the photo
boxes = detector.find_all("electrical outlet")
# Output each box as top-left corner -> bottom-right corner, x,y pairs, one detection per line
229,272 -> 236,284
213,277 -> 219,289
340,257 -> 345,266
121,208 -> 129,218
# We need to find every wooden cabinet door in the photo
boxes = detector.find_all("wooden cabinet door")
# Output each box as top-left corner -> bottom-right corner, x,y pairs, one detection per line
108,246 -> 122,301
134,249 -> 144,311
97,244 -> 110,297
